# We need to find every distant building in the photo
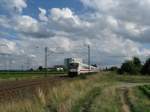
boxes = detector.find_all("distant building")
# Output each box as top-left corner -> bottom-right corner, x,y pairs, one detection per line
53,65 -> 65,71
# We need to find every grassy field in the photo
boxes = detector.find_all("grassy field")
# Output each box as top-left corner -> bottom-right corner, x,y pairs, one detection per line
0,72 -> 150,112
0,71 -> 66,79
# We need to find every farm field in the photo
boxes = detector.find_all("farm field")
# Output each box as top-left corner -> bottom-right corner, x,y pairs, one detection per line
0,72 -> 149,112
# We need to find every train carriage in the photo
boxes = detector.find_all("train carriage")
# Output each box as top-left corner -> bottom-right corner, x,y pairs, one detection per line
65,58 -> 98,77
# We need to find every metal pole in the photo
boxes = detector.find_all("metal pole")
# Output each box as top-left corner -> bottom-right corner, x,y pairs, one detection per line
88,45 -> 90,72
9,58 -> 11,72
45,47 -> 48,77
6,54 -> 9,75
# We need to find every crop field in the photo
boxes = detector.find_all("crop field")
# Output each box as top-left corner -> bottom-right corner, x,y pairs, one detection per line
0,72 -> 149,112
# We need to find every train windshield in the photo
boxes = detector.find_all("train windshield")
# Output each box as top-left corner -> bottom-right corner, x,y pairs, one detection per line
69,63 -> 79,69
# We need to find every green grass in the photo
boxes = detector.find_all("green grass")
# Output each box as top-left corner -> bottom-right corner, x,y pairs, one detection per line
114,73 -> 150,83
0,71 -> 66,79
127,85 -> 150,112
72,87 -> 101,112
90,87 -> 122,112
139,85 -> 150,97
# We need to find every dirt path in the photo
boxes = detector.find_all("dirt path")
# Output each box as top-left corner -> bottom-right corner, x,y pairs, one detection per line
119,87 -> 131,112
116,83 -> 150,112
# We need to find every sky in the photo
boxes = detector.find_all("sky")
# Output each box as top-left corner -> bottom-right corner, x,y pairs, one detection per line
0,0 -> 150,70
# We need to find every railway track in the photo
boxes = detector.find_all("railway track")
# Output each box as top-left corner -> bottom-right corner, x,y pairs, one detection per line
0,75 -> 67,101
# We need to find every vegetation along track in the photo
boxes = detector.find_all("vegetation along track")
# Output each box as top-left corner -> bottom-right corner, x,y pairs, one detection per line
116,83 -> 150,112
139,85 -> 150,98
75,83 -> 150,112
0,75 -> 68,101
72,87 -> 101,112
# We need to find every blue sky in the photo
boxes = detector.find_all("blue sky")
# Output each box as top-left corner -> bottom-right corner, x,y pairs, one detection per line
0,0 -> 149,69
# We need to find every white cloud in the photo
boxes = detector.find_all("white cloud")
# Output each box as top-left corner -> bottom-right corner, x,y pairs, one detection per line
81,0 -> 150,43
0,39 -> 17,54
0,8 -> 91,39
81,0 -> 118,11
50,8 -> 75,20
106,16 -> 118,28
0,15 -> 55,38
0,0 -> 27,13
39,7 -> 48,21
14,15 -> 39,33
50,37 -> 72,51
49,8 -> 91,30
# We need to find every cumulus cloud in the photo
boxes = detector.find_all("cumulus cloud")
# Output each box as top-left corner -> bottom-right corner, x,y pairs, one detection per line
50,8 -> 75,20
14,15 -> 39,33
80,0 -> 150,43
39,7 -> 48,21
0,15 -> 12,29
49,7 -> 90,27
81,0 -> 118,11
48,8 -> 92,35
0,7 -> 91,39
0,0 -> 27,13
13,15 -> 55,38
0,15 -> 55,38
0,39 -> 17,54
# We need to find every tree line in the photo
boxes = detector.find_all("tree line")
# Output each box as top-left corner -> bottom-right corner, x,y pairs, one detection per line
109,57 -> 150,75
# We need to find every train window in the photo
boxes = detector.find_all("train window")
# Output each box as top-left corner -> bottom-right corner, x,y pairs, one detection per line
69,63 -> 79,69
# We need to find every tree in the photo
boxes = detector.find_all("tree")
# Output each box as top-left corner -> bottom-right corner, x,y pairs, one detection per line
120,61 -> 135,74
133,57 -> 141,67
119,57 -> 142,74
133,57 -> 142,73
29,68 -> 34,71
38,66 -> 43,71
141,58 -> 150,75
109,66 -> 119,72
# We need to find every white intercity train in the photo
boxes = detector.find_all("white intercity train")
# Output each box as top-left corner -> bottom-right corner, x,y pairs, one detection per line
64,58 -> 98,76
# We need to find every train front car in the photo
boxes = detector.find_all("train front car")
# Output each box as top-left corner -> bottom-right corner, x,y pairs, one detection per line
68,62 -> 79,77
65,58 -> 98,77
68,62 -> 98,77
